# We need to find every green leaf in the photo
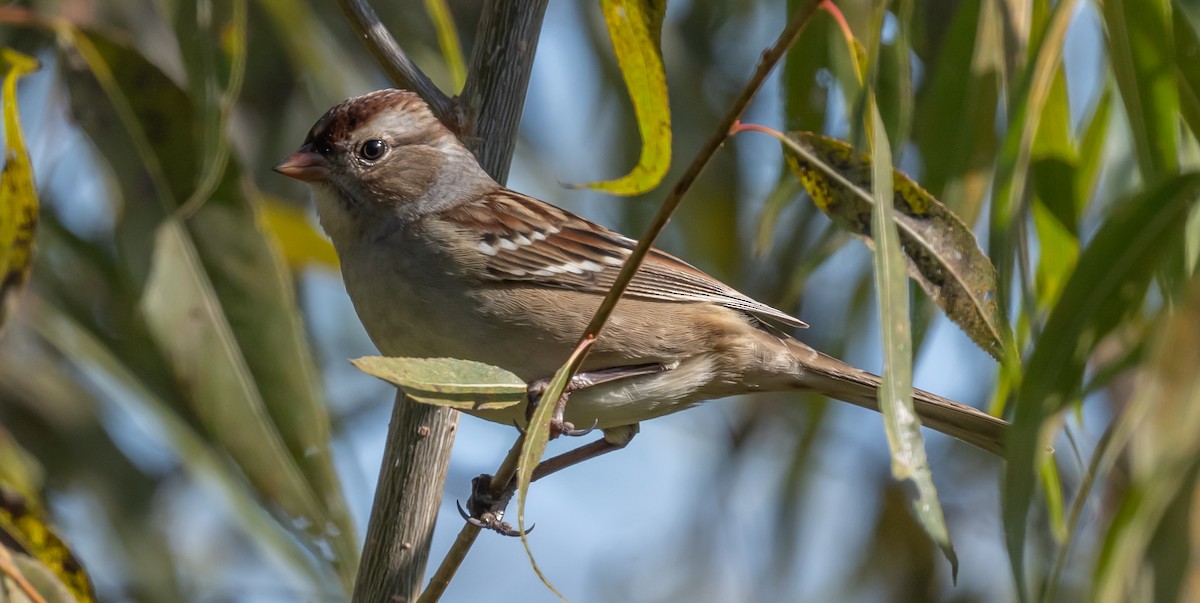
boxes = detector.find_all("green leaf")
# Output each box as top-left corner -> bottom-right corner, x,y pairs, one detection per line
1003,173 -> 1200,603
782,132 -> 1008,361
866,100 -> 957,579
1103,0 -> 1179,180
350,356 -> 527,409
1172,3 -> 1200,141
140,218 -> 334,552
0,485 -> 95,603
0,48 -> 39,331
579,0 -> 670,196
424,0 -> 467,92
911,0 -> 1001,221
58,29 -> 358,589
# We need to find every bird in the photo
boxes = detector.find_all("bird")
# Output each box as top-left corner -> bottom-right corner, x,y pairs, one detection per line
274,88 -> 1007,458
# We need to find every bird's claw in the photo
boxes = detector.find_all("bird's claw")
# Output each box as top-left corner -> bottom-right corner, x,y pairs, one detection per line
459,473 -> 532,537
553,418 -> 598,438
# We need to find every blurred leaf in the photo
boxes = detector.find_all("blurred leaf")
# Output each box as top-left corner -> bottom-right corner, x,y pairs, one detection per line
424,0 -> 466,92
1092,275 -> 1200,602
866,101 -> 957,578
0,48 -> 39,331
578,0 -> 670,195
1004,173 -> 1200,603
25,300 -> 324,594
1173,3 -> 1200,140
260,197 -> 338,269
1030,64 -> 1079,312
1103,0 -> 1179,180
171,0 -> 247,219
58,28 -> 357,588
912,0 -> 1001,220
140,218 -> 352,571
1,548 -> 77,603
781,131 -> 1007,361
0,488 -> 94,603
351,356 -> 526,410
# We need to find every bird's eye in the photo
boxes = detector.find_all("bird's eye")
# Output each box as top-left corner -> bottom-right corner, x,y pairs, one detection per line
359,139 -> 388,161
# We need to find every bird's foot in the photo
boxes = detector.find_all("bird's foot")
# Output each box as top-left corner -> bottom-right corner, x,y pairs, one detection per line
457,473 -> 532,537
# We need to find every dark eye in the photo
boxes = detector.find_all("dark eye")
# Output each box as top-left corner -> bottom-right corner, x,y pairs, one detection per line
359,139 -> 388,161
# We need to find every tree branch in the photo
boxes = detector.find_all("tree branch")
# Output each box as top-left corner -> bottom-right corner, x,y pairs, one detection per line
335,0 -> 456,124
350,396 -> 456,603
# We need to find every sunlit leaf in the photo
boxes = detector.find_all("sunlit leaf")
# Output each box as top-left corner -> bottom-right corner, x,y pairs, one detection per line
260,197 -> 338,269
0,48 -> 39,331
1030,64 -> 1079,313
781,131 -> 1007,361
578,0 -> 670,196
424,0 -> 466,92
1004,173 -> 1200,603
865,101 -> 957,578
0,487 -> 95,603
351,356 -> 526,410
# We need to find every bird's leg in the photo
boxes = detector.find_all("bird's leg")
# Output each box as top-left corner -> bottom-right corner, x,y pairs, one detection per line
524,363 -> 663,439
462,425 -> 639,536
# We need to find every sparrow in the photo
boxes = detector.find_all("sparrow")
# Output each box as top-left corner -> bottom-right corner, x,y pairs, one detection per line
274,89 -> 1007,456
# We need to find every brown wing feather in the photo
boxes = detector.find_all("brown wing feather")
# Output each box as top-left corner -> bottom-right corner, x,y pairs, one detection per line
441,190 -> 808,329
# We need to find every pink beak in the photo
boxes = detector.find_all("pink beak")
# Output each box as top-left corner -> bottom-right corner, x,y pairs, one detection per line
274,145 -> 329,182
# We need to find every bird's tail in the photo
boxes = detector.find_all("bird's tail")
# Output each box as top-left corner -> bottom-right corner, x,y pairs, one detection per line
785,340 -> 1007,456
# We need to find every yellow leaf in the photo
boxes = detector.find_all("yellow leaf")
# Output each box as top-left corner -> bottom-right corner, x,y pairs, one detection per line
0,48 -> 39,331
258,197 -> 338,269
578,0 -> 671,196
423,0 -> 466,92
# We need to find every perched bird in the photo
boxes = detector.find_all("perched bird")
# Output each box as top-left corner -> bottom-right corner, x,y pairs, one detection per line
275,89 -> 1006,457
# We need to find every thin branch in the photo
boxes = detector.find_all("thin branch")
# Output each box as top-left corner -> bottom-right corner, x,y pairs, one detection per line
335,0 -> 456,124
418,437 -> 525,603
350,395 -> 457,603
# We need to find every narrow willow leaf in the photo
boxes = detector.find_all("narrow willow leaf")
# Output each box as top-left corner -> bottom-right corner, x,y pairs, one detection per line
424,0 -> 467,92
579,0 -> 670,196
517,359 -> 573,601
1030,65 -> 1079,314
260,197 -> 338,269
1103,0 -> 1179,179
782,132 -> 1007,361
27,301 -> 323,592
141,219 -> 332,545
1173,3 -> 1200,141
60,29 -> 358,587
350,356 -> 526,410
866,102 -> 957,578
0,49 -> 40,331
911,0 -> 1002,222
1004,173 -> 1200,603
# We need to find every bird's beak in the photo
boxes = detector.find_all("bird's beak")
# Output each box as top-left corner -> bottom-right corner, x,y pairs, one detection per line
273,145 -> 329,182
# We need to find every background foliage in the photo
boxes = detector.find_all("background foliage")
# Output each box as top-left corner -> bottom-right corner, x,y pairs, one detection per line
1,0 -> 1199,601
